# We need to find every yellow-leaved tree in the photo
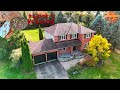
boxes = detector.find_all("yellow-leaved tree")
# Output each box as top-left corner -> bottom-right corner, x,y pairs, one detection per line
87,35 -> 111,63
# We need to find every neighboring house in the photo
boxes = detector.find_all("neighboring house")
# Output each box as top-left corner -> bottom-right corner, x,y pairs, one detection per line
0,20 -> 11,38
29,22 -> 95,65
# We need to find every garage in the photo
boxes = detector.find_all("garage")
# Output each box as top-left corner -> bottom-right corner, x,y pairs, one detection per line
34,54 -> 46,64
29,39 -> 58,65
47,52 -> 57,61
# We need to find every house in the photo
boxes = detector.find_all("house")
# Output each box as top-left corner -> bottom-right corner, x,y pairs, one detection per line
29,22 -> 96,65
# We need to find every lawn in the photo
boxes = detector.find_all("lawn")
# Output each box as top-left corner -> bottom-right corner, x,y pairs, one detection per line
0,60 -> 37,79
68,52 -> 120,79
21,28 -> 44,42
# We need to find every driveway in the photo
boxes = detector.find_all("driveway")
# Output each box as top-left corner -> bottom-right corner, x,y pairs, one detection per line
34,60 -> 69,79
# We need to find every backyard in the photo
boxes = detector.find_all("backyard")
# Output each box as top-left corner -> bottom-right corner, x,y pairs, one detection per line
68,52 -> 120,79
21,28 -> 44,42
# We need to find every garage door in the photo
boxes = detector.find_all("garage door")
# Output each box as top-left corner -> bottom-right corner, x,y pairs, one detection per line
47,52 -> 57,61
34,54 -> 46,64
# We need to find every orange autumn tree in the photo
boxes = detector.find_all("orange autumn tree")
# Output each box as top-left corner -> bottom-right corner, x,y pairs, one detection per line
104,11 -> 119,23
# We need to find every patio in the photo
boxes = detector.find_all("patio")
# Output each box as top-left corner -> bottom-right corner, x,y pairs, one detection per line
58,50 -> 84,62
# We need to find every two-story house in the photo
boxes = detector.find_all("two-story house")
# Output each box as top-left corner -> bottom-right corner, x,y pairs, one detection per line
29,22 -> 95,65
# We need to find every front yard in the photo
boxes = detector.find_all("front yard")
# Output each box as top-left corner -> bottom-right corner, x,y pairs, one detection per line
68,52 -> 120,79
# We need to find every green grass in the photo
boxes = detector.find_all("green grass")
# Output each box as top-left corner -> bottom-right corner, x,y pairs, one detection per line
0,60 -> 37,79
21,28 -> 44,42
68,53 -> 120,79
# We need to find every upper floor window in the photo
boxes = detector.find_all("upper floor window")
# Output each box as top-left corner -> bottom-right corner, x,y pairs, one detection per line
71,33 -> 77,39
60,35 -> 66,41
85,33 -> 92,38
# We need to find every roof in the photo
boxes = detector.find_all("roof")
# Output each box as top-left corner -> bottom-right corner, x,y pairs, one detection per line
44,22 -> 95,36
56,39 -> 81,49
28,39 -> 58,55
0,11 -> 21,21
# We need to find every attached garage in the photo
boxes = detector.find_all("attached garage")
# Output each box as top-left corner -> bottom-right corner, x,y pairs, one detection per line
29,39 -> 58,65
34,54 -> 46,64
47,52 -> 57,61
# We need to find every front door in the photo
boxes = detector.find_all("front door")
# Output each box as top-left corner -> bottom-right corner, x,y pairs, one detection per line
73,46 -> 77,51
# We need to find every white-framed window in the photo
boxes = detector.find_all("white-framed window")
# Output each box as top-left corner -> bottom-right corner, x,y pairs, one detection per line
59,48 -> 66,51
84,42 -> 89,49
71,33 -> 77,39
59,35 -> 66,41
85,33 -> 92,38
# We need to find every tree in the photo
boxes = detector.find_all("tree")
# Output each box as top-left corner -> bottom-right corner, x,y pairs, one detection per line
23,11 -> 27,19
39,25 -> 43,40
21,37 -> 33,72
7,30 -> 24,52
55,11 -> 67,24
87,35 -> 111,65
0,37 -> 8,60
90,14 -> 108,35
81,12 -> 94,28
103,20 -> 120,51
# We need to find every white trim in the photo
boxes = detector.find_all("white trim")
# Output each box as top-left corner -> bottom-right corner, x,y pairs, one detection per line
71,33 -> 77,39
59,35 -> 66,41
85,33 -> 92,38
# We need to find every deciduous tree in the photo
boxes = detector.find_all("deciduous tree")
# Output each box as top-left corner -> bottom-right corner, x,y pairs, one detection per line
87,35 -> 111,64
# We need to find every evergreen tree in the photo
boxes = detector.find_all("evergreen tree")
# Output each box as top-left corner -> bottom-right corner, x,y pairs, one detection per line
7,30 -> 24,52
0,37 -> 8,60
90,14 -> 108,35
55,11 -> 67,24
104,20 -> 120,51
21,37 -> 33,72
39,25 -> 43,40
23,11 -> 27,19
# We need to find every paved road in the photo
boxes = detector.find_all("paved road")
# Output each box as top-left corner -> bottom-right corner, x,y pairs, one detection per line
34,60 -> 69,79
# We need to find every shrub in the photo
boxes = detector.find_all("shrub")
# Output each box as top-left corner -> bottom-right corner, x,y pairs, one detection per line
84,55 -> 97,67
9,48 -> 22,68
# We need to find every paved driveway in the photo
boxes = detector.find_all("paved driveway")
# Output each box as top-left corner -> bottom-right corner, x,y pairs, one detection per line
34,60 -> 69,79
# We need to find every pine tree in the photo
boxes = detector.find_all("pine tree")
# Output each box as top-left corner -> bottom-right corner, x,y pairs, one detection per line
23,11 -> 27,19
21,37 -> 33,72
55,11 -> 67,24
0,37 -> 8,60
90,14 -> 108,35
104,20 -> 120,51
39,25 -> 43,40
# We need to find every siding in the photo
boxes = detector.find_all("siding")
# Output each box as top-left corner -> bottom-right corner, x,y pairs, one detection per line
0,21 -> 10,38
44,31 -> 54,41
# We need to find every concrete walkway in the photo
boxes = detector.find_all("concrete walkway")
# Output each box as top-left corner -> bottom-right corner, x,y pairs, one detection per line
60,58 -> 84,70
34,60 -> 69,79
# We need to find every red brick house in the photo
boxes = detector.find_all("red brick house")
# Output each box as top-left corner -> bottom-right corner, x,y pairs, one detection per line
29,22 -> 95,65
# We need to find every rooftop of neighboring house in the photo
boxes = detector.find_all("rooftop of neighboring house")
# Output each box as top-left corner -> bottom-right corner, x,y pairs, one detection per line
44,22 -> 95,36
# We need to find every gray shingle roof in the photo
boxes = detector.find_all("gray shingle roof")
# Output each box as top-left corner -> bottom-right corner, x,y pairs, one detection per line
28,39 -> 58,55
56,39 -> 81,49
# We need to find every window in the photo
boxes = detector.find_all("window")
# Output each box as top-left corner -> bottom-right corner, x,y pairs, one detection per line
84,42 -> 89,49
71,34 -> 77,39
85,33 -> 92,38
60,35 -> 66,41
59,48 -> 66,51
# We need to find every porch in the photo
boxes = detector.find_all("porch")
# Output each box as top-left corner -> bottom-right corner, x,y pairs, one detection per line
58,50 -> 84,62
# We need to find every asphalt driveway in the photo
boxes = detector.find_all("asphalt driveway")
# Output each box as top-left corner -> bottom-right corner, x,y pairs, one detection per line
34,60 -> 69,79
